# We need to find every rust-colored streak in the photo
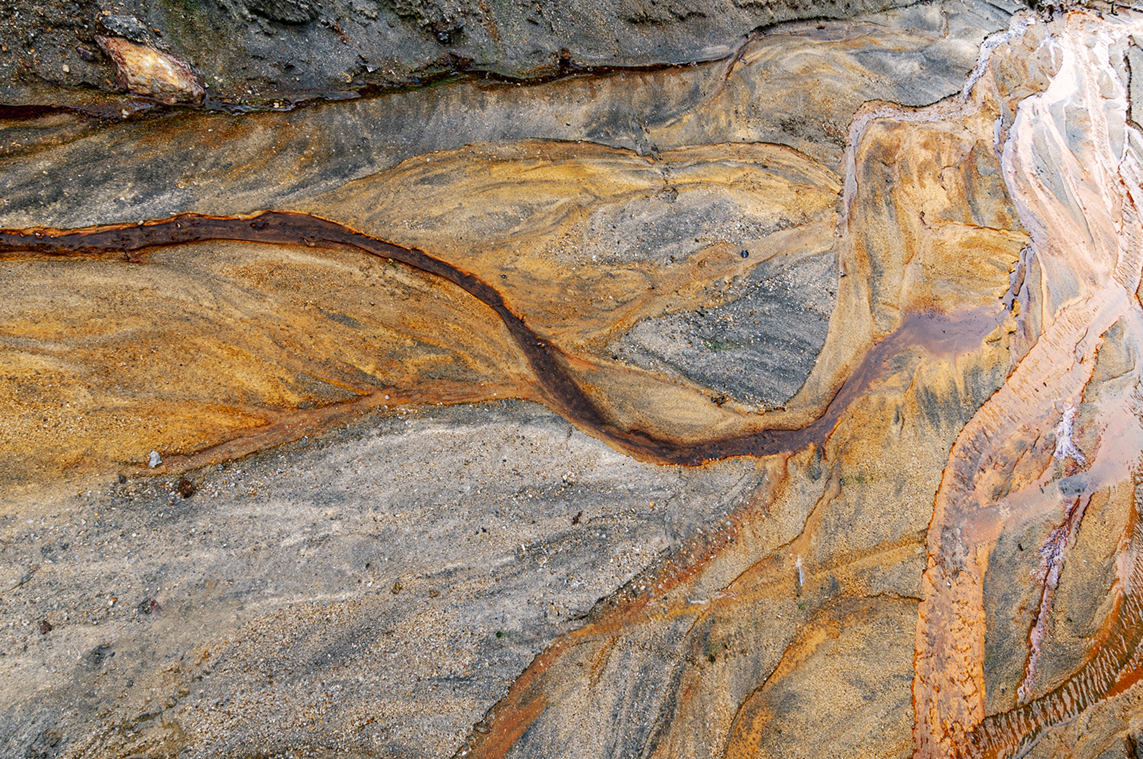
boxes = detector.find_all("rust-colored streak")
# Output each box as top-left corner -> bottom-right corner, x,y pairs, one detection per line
11,7 -> 1143,759
0,210 -> 953,468
909,10 -> 1143,757
912,298 -> 1112,757
138,379 -> 530,478
963,499 -> 1143,758
439,458 -> 799,759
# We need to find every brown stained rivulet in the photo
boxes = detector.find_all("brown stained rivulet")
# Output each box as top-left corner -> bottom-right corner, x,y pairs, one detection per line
0,209 -> 978,469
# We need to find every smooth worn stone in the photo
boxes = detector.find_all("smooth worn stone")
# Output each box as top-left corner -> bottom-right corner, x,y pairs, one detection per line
95,36 -> 205,105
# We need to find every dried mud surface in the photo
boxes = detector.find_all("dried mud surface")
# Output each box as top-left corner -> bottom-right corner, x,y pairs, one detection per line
4,2 -> 1143,759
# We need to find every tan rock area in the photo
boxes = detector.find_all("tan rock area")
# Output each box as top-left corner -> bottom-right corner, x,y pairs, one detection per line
2,2 -> 1143,759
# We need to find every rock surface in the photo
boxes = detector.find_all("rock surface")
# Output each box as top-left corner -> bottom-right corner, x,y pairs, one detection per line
0,0 -> 933,111
4,2 -> 1143,759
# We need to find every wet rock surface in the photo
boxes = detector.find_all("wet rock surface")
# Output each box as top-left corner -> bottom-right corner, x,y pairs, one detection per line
4,2 -> 1143,759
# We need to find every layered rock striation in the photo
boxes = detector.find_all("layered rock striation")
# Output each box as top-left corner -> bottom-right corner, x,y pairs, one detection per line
3,2 -> 1143,758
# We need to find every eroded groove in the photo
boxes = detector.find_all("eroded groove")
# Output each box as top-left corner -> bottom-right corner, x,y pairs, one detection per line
964,494 -> 1143,759
912,10 -> 1143,758
0,210 -> 977,468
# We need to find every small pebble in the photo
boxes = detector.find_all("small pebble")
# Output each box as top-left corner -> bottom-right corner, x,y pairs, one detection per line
177,478 -> 195,498
62,64 -> 70,73
39,620 -> 52,635
148,451 -> 162,468
741,250 -> 749,258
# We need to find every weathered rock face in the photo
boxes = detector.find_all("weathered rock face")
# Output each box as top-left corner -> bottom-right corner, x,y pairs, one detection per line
0,0 -> 927,111
3,2 -> 1143,759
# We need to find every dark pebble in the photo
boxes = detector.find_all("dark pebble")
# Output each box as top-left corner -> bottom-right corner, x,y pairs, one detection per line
741,250 -> 749,258
391,580 -> 402,594
39,620 -> 52,635
177,478 -> 196,498
88,643 -> 113,667
99,14 -> 154,44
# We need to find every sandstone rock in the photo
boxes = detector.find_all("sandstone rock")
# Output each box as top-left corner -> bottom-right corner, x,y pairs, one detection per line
3,3 -> 1143,759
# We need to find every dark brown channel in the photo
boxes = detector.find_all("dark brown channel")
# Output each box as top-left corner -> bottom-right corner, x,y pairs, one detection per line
0,210 -> 989,466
